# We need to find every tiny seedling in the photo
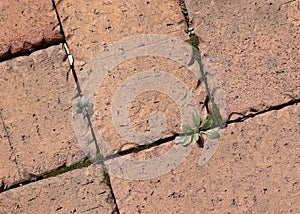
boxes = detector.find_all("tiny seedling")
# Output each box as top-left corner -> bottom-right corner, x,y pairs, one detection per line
174,112 -> 219,147
76,96 -> 94,118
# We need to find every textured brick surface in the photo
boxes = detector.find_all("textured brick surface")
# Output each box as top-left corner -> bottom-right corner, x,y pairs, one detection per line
55,0 -> 188,66
0,45 -> 86,186
0,0 -> 63,61
1,1 -> 298,213
0,164 -> 117,213
0,113 -> 21,188
110,104 -> 300,213
186,0 -> 300,120
93,55 -> 207,152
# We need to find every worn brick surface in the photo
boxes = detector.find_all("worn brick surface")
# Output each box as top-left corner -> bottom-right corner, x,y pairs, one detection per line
92,55 -> 207,152
55,0 -> 188,66
186,0 -> 300,120
0,0 -> 63,61
0,45 -> 86,186
0,112 -> 21,188
0,164 -> 117,213
110,104 -> 300,213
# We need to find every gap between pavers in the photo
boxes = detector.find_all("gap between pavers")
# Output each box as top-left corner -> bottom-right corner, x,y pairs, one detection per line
109,104 -> 299,213
0,45 -> 86,187
0,164 -> 117,213
185,0 -> 300,121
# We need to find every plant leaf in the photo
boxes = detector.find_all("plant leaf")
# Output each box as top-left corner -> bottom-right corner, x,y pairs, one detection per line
79,96 -> 88,105
194,127 -> 199,134
76,108 -> 83,114
193,133 -> 199,142
82,110 -> 88,118
76,102 -> 83,108
192,112 -> 201,127
88,109 -> 94,116
203,129 -> 220,139
182,135 -> 193,146
201,117 -> 213,130
174,136 -> 185,144
182,124 -> 193,133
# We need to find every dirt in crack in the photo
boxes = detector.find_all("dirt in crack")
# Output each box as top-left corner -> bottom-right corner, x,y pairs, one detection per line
227,99 -> 300,124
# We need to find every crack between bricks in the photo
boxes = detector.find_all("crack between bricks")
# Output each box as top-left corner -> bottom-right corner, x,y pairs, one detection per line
227,98 -> 300,124
0,133 -> 177,194
0,39 -> 64,63
180,0 -> 226,129
51,0 -> 67,42
0,157 -> 92,193
3,98 -> 298,193
51,1 -> 120,213
180,0 -> 191,29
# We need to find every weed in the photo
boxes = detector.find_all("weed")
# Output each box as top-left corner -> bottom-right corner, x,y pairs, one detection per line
174,112 -> 219,147
76,96 -> 94,118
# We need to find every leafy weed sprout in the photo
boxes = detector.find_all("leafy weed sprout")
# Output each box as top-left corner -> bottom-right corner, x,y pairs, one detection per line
76,96 -> 94,118
175,112 -> 219,147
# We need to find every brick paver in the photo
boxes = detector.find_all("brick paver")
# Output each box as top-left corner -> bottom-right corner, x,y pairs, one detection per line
0,0 -> 63,61
185,0 -> 300,120
0,45 -> 86,186
55,0 -> 188,66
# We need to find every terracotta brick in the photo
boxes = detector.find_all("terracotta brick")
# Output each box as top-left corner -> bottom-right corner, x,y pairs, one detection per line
55,0 -> 188,65
185,0 -> 300,120
0,45 -> 86,184
0,0 -> 63,61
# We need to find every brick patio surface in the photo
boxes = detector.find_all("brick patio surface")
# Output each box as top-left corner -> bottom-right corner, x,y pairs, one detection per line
0,0 -> 299,213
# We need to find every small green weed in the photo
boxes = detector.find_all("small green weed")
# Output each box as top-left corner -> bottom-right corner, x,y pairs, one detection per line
175,112 -> 219,147
76,96 -> 94,118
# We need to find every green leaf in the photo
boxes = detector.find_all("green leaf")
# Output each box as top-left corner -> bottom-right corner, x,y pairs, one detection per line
76,102 -> 83,108
192,112 -> 201,127
87,108 -> 94,116
76,108 -> 83,114
182,135 -> 193,146
193,133 -> 199,142
194,127 -> 199,134
174,136 -> 185,144
201,117 -> 213,130
203,129 -> 220,139
182,124 -> 193,133
82,110 -> 88,118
